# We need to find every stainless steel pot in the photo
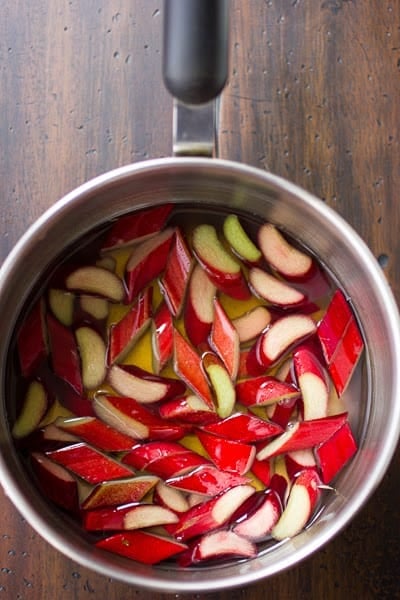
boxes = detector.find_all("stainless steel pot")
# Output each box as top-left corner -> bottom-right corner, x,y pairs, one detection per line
0,1 -> 399,593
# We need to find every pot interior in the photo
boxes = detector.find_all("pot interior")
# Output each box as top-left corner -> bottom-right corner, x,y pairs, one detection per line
0,157 -> 399,591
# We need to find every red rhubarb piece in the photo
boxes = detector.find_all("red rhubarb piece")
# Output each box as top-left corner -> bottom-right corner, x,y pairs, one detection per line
246,314 -> 317,375
47,313 -> 83,395
209,298 -> 240,380
184,263 -> 217,346
81,475 -> 159,509
121,440 -> 188,471
101,204 -> 173,251
251,457 -> 272,486
55,416 -> 137,452
159,228 -> 193,317
257,223 -> 315,282
197,430 -> 256,475
271,469 -> 322,540
256,412 -> 349,461
249,267 -> 306,308
153,481 -> 190,514
142,451 -> 211,480
317,289 -> 354,364
232,306 -> 271,344
107,287 -> 152,365
93,394 -> 188,441
159,394 -> 218,425
192,224 -> 250,300
31,451 -> 80,514
167,464 -> 249,496
173,329 -> 214,409
178,529 -> 256,567
236,375 -> 300,407
328,318 -> 364,396
293,346 -> 329,420
108,364 -> 186,404
83,502 -> 178,531
267,396 -> 298,428
172,484 -> 256,542
17,298 -> 48,378
152,300 -> 174,373
125,227 -> 174,302
200,412 -> 283,443
46,442 -> 134,485
285,448 -> 318,480
233,489 -> 282,541
315,421 -> 357,483
96,530 -> 187,565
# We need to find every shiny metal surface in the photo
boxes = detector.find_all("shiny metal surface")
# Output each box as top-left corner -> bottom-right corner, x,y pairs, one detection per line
0,157 -> 399,592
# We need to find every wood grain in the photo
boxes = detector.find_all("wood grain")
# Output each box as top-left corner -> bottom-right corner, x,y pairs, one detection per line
0,1 -> 399,598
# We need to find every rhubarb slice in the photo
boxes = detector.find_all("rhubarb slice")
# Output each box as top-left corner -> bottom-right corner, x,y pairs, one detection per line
31,451 -> 80,514
178,529 -> 256,567
83,502 -> 178,531
192,224 -> 250,300
152,300 -> 174,373
47,442 -> 134,485
17,298 -> 48,378
258,223 -> 314,281
101,204 -> 173,251
202,351 -> 236,418
48,289 -> 75,326
47,313 -> 83,395
125,227 -> 174,302
55,416 -> 137,452
66,266 -> 125,302
256,413 -> 348,461
233,489 -> 282,541
223,214 -> 262,264
184,263 -> 217,346
172,484 -> 256,542
246,314 -> 317,375
249,267 -> 306,308
209,298 -> 240,381
93,394 -> 187,441
81,475 -> 159,509
236,375 -> 300,407
201,412 -> 283,442
159,228 -> 193,317
167,464 -> 249,496
232,305 -> 271,343
197,430 -> 256,475
96,530 -> 187,564
293,346 -> 329,420
159,394 -> 218,425
271,469 -> 322,540
315,421 -> 357,483
108,364 -> 185,404
173,329 -> 214,409
75,326 -> 107,390
107,287 -> 152,365
12,380 -> 49,439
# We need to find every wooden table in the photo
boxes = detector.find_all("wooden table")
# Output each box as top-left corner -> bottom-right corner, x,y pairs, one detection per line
1,1 -> 399,598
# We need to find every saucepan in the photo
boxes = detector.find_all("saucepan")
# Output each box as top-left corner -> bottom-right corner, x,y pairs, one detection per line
0,0 -> 399,593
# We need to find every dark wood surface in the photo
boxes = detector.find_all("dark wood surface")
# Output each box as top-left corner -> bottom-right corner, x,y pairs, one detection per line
1,1 -> 399,598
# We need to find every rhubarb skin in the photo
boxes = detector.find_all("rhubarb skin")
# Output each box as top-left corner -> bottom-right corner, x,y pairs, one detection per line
159,228 -> 193,317
96,530 -> 187,565
197,430 -> 256,475
107,287 -> 152,365
101,204 -> 173,251
209,298 -> 240,381
125,228 -> 174,303
81,475 -> 159,510
166,464 -> 249,496
55,416 -> 137,452
315,421 -> 358,483
17,298 -> 48,378
327,318 -> 364,396
31,451 -> 80,514
46,313 -> 83,395
46,442 -> 134,485
236,375 -> 300,407
184,263 -> 217,346
173,329 -> 214,409
200,412 -> 283,443
159,395 -> 218,425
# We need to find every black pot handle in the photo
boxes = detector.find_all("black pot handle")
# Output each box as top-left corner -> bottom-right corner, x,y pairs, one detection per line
162,0 -> 229,105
